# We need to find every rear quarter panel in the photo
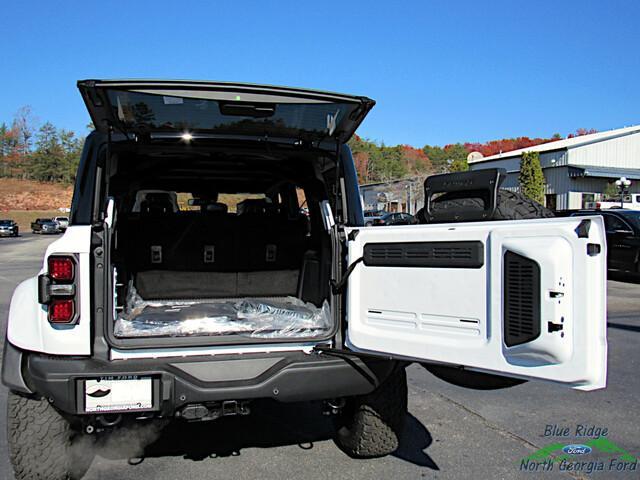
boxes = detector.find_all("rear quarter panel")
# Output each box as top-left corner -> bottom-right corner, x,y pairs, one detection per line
7,226 -> 93,355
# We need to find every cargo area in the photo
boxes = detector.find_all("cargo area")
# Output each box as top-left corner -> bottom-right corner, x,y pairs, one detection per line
114,291 -> 331,339
106,148 -> 336,344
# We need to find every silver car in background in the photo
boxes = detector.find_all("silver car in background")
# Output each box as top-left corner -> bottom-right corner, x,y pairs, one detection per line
53,216 -> 69,231
0,219 -> 19,237
363,209 -> 386,226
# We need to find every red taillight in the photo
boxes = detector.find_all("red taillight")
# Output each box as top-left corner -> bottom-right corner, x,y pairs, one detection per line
48,299 -> 75,323
595,202 -> 601,209
48,256 -> 74,281
45,255 -> 77,323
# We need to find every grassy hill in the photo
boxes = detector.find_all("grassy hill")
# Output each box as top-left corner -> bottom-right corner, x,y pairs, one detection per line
0,179 -> 73,230
0,178 -> 73,211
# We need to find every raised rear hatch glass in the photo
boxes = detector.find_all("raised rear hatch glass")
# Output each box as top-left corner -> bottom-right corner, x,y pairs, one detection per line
78,80 -> 375,144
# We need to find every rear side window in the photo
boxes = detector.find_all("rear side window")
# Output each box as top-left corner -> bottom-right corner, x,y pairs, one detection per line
603,215 -> 628,231
174,193 -> 269,214
219,194 -> 267,213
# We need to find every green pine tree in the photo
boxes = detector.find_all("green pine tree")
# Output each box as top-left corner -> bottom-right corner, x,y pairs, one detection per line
519,151 -> 544,203
28,122 -> 65,182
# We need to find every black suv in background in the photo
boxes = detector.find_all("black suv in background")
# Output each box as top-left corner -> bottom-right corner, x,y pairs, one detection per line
568,209 -> 640,273
372,212 -> 416,226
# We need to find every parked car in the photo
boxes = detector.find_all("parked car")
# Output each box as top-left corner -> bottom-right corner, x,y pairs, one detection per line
30,218 -> 60,234
364,209 -> 386,226
0,219 -> 19,237
372,212 -> 416,226
53,216 -> 69,231
570,209 -> 640,273
2,79 -> 608,480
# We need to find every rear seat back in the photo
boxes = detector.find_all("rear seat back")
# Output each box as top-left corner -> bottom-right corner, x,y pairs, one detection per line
235,199 -> 308,271
188,209 -> 236,271
117,197 -> 310,277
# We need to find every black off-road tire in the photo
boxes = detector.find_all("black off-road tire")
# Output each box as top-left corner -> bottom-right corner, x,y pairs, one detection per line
334,368 -> 407,458
8,392 -> 91,480
420,189 -> 554,222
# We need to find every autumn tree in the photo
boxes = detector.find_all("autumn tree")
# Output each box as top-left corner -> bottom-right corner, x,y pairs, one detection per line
519,151 -> 545,203
349,135 -> 377,182
464,136 -> 557,157
349,137 -> 414,183
0,123 -> 17,176
11,106 -> 36,155
568,128 -> 598,138
400,145 -> 433,174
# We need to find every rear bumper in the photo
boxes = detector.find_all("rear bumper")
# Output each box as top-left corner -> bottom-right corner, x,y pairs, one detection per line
3,341 -> 396,416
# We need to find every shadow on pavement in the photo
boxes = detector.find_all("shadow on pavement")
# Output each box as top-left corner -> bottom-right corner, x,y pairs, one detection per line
608,270 -> 640,284
393,413 -> 438,469
95,400 -> 438,469
607,322 -> 640,333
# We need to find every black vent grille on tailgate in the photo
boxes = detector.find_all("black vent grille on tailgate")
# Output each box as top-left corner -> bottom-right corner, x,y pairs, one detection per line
368,246 -> 403,259
503,251 -> 541,347
363,241 -> 484,268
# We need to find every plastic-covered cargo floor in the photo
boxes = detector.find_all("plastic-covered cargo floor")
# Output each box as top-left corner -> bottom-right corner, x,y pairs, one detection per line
114,287 -> 331,339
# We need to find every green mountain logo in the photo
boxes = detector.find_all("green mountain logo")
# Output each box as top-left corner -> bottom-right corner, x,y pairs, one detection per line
523,437 -> 637,464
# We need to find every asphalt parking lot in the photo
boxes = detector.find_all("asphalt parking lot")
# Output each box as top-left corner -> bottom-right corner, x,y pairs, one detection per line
0,234 -> 638,479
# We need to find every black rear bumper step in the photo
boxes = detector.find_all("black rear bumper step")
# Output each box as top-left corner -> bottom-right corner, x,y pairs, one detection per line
5,344 -> 396,416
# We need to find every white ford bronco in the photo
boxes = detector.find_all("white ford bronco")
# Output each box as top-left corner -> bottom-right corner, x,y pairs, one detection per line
3,80 -> 608,480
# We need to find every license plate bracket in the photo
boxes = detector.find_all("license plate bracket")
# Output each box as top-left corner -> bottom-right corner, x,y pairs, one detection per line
79,376 -> 157,414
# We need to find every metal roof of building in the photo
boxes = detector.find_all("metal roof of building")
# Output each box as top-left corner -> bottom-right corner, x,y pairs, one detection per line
568,165 -> 640,180
468,125 -> 640,164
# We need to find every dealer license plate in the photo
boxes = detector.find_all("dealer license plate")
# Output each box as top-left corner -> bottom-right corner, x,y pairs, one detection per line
83,377 -> 153,413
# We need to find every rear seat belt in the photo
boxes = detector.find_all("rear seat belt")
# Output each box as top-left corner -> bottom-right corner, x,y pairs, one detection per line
330,256 -> 364,294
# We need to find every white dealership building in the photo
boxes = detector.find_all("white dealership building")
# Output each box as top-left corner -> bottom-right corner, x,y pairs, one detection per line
468,125 -> 640,210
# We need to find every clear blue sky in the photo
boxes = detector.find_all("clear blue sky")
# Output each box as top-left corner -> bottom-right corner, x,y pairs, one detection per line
1,0 -> 638,147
